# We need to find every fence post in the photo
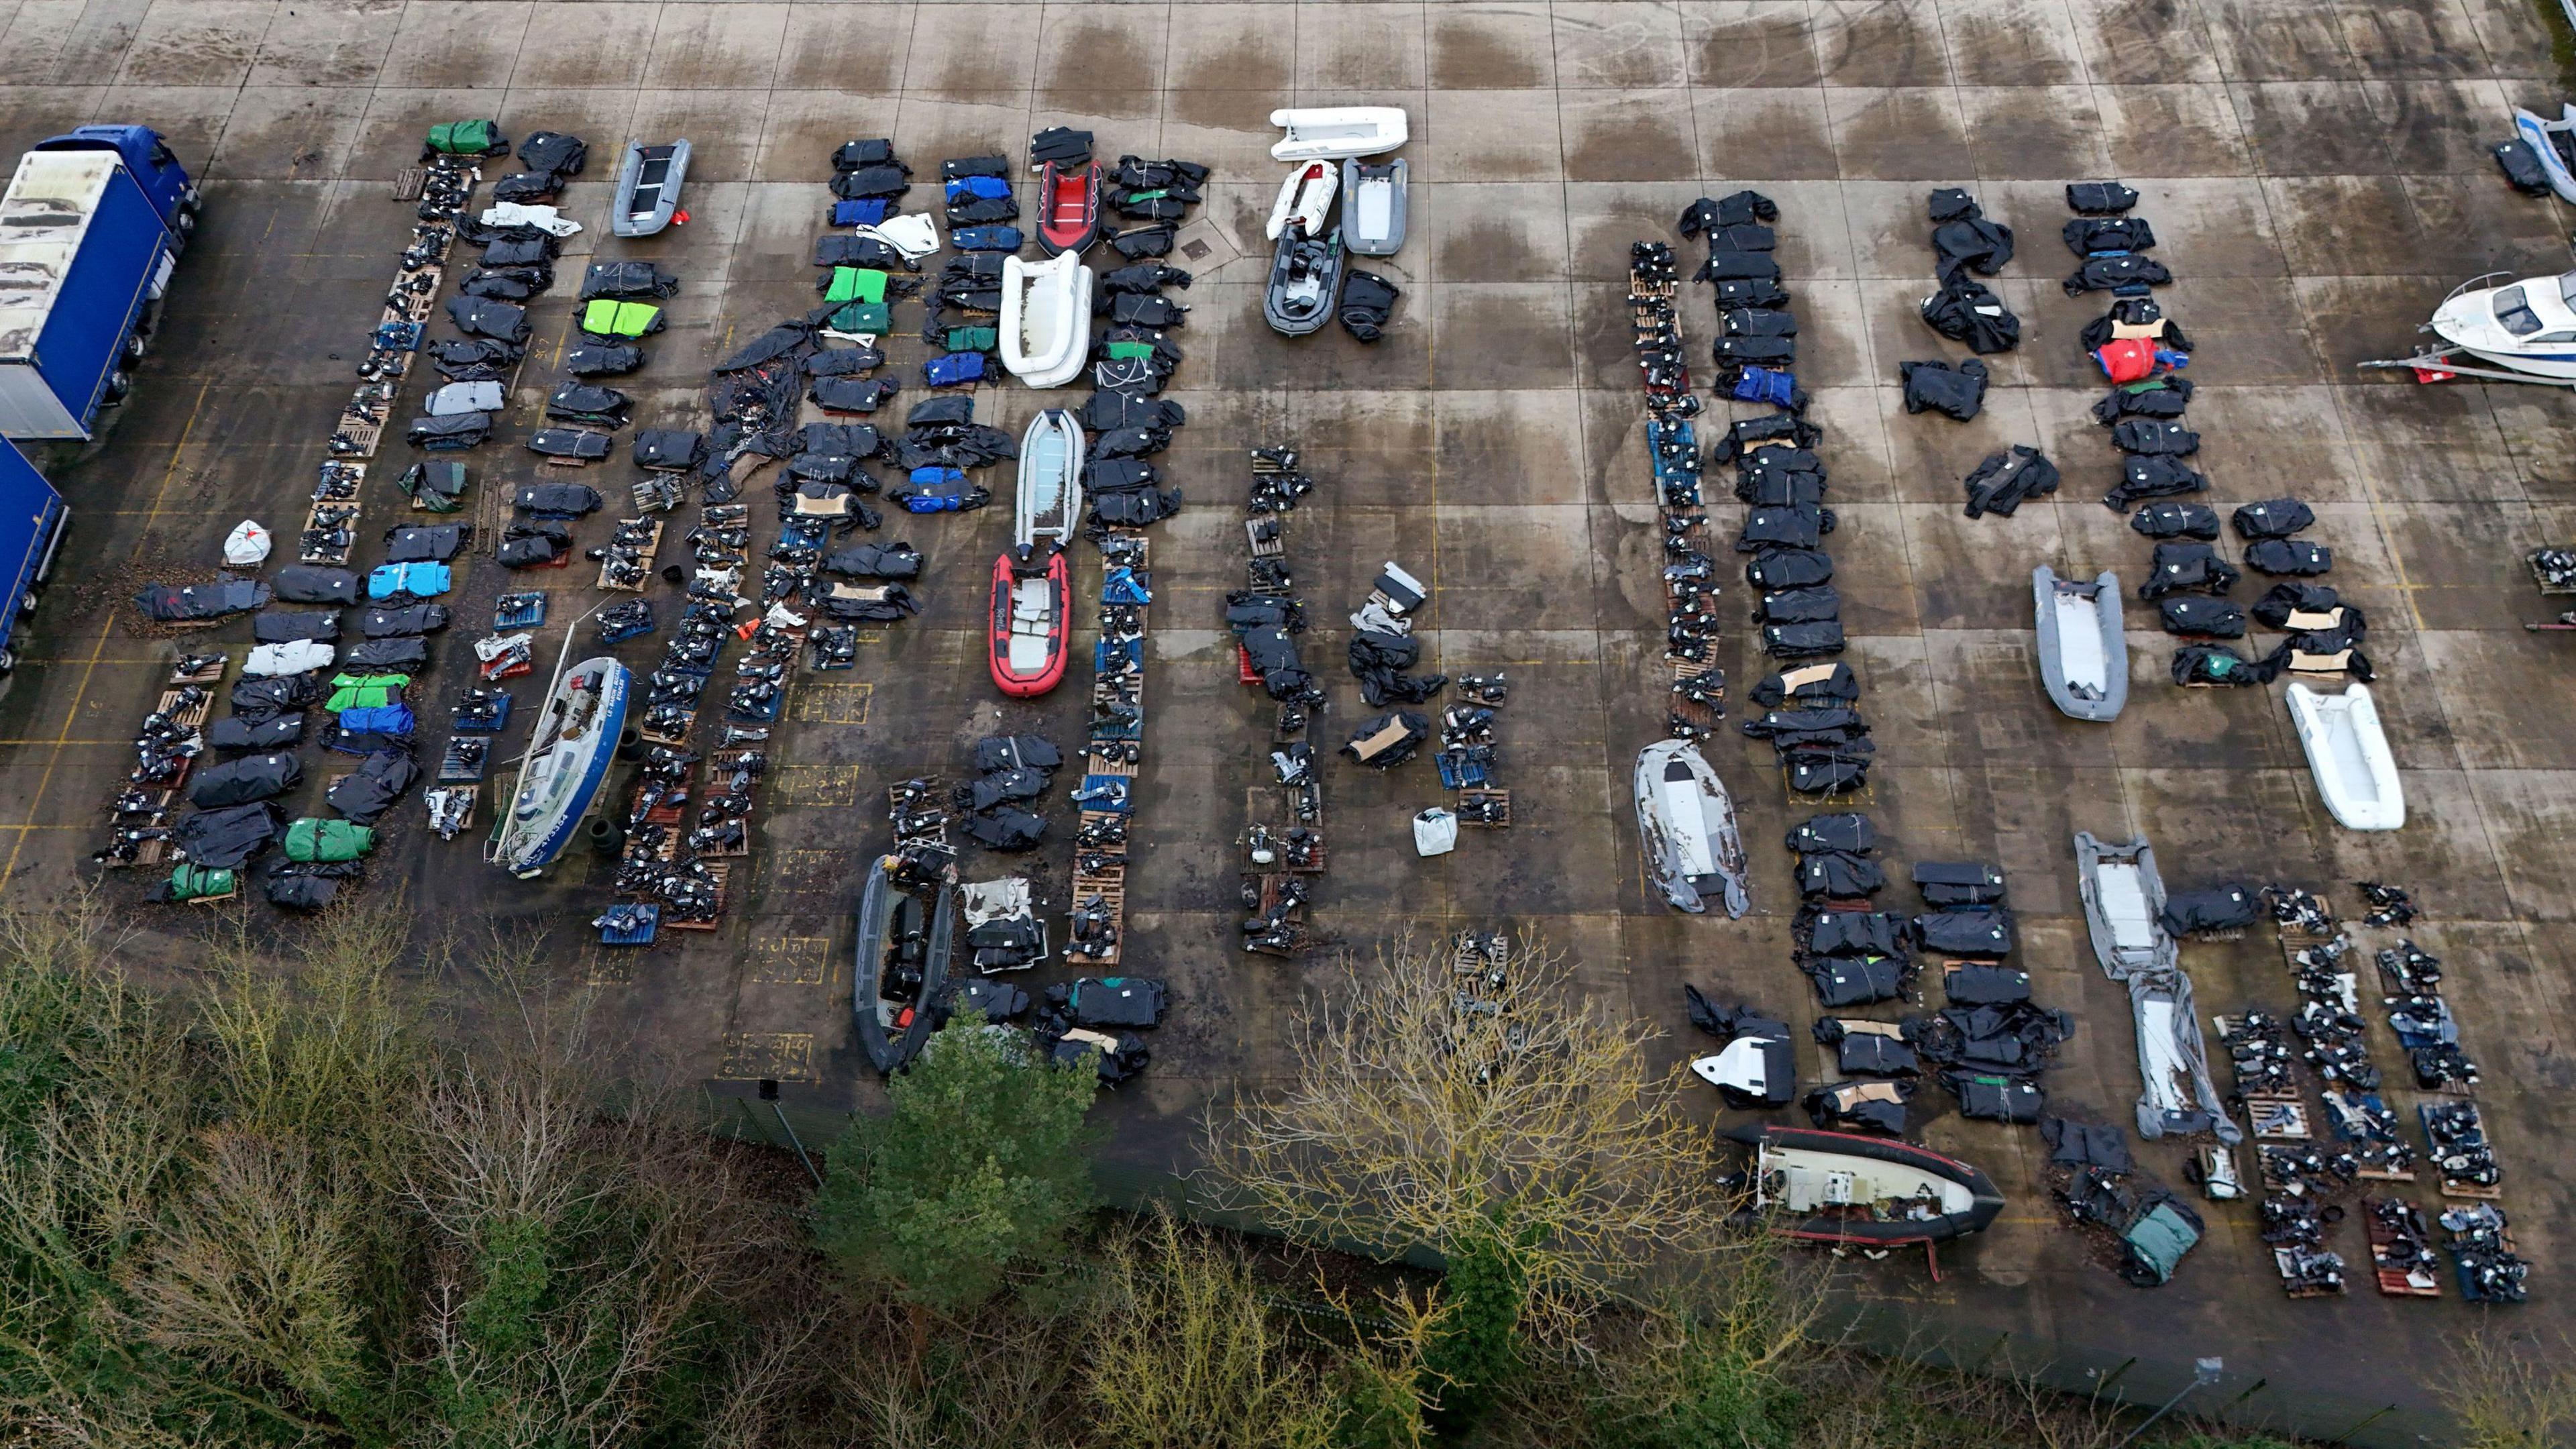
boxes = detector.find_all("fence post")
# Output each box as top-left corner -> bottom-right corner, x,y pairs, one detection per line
2334,1405 -> 2394,1444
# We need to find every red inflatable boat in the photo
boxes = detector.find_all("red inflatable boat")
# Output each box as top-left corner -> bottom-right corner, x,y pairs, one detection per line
1037,160 -> 1100,256
989,544 -> 1070,696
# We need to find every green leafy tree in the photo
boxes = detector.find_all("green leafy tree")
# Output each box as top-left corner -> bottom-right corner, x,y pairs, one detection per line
816,1018 -> 1099,1320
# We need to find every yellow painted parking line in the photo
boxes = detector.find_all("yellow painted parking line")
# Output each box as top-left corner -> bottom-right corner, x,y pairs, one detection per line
0,615 -> 116,886
792,681 -> 872,724
773,764 -> 863,808
714,1031 -> 817,1083
749,935 -> 835,986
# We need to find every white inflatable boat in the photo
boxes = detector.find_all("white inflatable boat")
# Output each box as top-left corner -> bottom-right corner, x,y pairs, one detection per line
1269,107 -> 1408,162
1266,161 -> 1338,240
999,250 -> 1092,389
2288,682 -> 2404,830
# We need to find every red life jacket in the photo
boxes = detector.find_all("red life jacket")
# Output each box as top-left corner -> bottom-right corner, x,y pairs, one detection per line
2094,337 -> 2158,384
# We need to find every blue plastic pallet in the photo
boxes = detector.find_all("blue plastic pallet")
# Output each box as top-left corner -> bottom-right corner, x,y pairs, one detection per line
596,904 -> 659,946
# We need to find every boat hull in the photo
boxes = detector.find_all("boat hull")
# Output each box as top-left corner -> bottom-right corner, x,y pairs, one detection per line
1633,739 -> 1750,918
2032,566 -> 2127,721
1266,162 -> 1338,240
493,657 -> 631,876
1037,161 -> 1100,256
610,140 -> 690,237
1730,1125 -> 2006,1248
853,857 -> 951,1075
1341,158 -> 1407,255
2513,105 -> 2576,204
1000,251 -> 1093,388
1269,106 -> 1409,161
989,549 -> 1071,698
1263,229 -> 1344,337
1014,409 -> 1084,549
2288,682 -> 2404,830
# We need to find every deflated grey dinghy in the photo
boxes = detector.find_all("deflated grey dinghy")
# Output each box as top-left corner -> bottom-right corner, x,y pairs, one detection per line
2033,566 -> 2126,721
2073,832 -> 2239,1144
1633,739 -> 1750,917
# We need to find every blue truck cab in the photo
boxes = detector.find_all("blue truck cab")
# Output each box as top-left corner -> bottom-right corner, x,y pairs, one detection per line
0,123 -> 197,441
30,125 -> 199,233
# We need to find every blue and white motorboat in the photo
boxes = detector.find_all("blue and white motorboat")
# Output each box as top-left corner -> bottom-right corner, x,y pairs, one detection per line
2513,105 -> 2576,203
491,657 -> 629,876
2360,269 -> 2576,386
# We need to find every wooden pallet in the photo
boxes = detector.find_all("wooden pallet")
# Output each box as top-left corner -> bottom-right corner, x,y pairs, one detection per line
1451,930 -> 1511,977
1246,517 -> 1284,559
596,520 -> 663,592
2273,1249 -> 2348,1298
392,166 -> 427,201
301,498 -> 361,565
427,784 -> 478,839
2242,1089 -> 2312,1141
156,687 -> 214,731
169,657 -> 227,686
1065,879 -> 1126,964
2530,551 -> 2576,596
637,705 -> 697,747
2363,1198 -> 2444,1298
1668,655 -> 1723,729
333,419 -> 383,460
2439,1175 -> 2504,1201
660,862 -> 731,930
1458,787 -> 1512,827
1244,873 -> 1309,958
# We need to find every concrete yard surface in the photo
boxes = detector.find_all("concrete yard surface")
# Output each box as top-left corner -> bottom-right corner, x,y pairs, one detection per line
4,1 -> 2575,1441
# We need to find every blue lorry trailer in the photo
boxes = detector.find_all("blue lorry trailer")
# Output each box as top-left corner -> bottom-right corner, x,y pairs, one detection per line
0,439 -> 67,674
0,125 -> 197,441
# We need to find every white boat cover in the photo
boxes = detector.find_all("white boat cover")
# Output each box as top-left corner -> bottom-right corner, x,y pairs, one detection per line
2287,683 -> 2404,830
1269,106 -> 1409,161
857,213 -> 940,258
244,639 -> 332,677
480,201 -> 580,236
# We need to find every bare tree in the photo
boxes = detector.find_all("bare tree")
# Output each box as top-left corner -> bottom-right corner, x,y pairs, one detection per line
2440,1326 -> 2576,1449
1201,932 -> 1741,1343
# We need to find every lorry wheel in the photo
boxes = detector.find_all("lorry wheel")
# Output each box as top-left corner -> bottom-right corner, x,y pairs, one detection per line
0,649 -> 19,676
17,588 -> 35,616
174,211 -> 195,239
181,186 -> 201,215
123,333 -> 147,364
103,371 -> 129,402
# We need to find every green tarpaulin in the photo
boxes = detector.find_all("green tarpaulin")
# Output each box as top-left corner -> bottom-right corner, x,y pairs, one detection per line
581,299 -> 661,338
285,818 -> 376,863
326,674 -> 409,711
944,326 -> 998,352
1105,340 -> 1155,360
2121,1203 -> 2201,1285
164,863 -> 235,901
426,120 -> 502,156
824,267 -> 890,305
828,301 -> 892,335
